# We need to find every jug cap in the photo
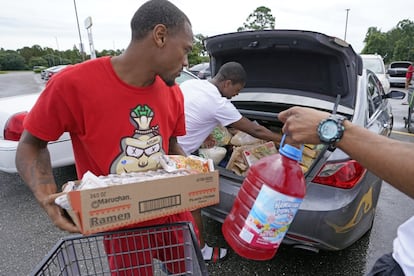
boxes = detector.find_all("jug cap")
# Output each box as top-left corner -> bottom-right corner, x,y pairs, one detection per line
279,134 -> 303,162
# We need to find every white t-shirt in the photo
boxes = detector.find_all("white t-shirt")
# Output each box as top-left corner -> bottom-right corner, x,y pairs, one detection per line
178,79 -> 242,155
393,215 -> 414,275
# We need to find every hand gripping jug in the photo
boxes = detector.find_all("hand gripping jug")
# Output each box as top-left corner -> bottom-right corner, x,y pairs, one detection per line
222,135 -> 306,260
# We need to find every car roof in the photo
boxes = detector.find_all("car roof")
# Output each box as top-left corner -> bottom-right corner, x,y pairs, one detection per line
189,62 -> 209,71
360,54 -> 383,60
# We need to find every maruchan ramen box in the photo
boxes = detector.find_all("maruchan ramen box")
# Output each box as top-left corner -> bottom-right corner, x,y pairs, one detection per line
63,170 -> 219,235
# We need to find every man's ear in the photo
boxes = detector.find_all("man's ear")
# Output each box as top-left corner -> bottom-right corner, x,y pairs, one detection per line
153,24 -> 167,47
223,79 -> 232,88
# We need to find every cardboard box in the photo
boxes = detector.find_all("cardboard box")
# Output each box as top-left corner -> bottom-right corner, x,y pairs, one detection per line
66,171 -> 219,235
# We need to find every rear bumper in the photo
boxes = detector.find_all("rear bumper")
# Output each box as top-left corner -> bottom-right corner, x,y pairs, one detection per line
389,76 -> 407,86
202,171 -> 382,251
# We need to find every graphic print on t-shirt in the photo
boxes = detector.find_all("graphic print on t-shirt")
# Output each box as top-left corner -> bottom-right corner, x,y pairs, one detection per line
110,104 -> 164,174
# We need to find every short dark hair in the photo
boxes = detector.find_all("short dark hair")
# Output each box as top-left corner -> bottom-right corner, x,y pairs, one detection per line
130,0 -> 191,40
216,62 -> 246,85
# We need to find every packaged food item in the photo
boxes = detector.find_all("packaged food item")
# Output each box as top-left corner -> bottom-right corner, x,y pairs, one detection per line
303,145 -> 318,158
226,144 -> 260,176
242,141 -> 278,167
160,155 -> 214,173
230,131 -> 263,146
202,125 -> 233,147
198,146 -> 227,165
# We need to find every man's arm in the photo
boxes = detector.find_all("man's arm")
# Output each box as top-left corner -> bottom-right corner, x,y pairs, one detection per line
229,116 -> 282,145
278,106 -> 414,199
16,130 -> 79,233
168,136 -> 186,155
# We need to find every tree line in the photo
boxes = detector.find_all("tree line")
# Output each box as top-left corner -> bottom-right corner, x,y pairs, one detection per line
0,6 -> 412,71
0,36 -> 209,71
361,19 -> 414,64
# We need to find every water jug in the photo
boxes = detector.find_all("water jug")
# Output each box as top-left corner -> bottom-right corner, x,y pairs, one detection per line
222,135 -> 306,260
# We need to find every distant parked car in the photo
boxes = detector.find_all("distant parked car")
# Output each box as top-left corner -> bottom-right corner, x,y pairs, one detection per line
41,65 -> 68,81
201,29 -> 405,253
40,65 -> 59,79
387,61 -> 413,87
32,66 -> 46,73
189,62 -> 211,79
44,65 -> 68,81
361,54 -> 390,93
0,70 -> 198,173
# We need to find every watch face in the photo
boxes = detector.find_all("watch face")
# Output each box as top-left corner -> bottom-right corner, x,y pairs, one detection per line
320,120 -> 338,139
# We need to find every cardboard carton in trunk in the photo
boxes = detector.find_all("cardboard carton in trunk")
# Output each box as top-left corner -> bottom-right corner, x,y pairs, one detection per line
66,171 -> 219,235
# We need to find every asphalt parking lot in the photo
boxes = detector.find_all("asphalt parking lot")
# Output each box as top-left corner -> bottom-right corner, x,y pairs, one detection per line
1,72 -> 413,275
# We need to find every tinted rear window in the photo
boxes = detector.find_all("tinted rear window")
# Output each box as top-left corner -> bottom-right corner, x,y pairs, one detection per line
390,62 -> 411,68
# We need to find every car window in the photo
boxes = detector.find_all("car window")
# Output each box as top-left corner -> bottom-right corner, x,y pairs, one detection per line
362,58 -> 384,74
367,73 -> 384,117
390,62 -> 412,69
175,71 -> 197,85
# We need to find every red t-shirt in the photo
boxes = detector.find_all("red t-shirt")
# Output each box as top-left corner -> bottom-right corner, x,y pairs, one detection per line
24,57 -> 186,178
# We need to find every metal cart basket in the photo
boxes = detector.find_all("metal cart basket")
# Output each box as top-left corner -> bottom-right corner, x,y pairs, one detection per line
31,222 -> 208,276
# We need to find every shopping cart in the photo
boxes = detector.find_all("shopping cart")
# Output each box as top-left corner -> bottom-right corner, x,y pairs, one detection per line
31,222 -> 208,276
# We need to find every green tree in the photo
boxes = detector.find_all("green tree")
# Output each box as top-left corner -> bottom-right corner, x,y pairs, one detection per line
362,27 -> 388,59
97,49 -> 124,57
237,6 -> 275,32
0,51 -> 26,70
18,46 -> 35,63
188,33 -> 209,66
29,56 -> 48,68
362,19 -> 414,63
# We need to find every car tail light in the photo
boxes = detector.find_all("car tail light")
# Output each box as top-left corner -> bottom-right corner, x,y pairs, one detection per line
312,160 -> 366,189
4,112 -> 28,141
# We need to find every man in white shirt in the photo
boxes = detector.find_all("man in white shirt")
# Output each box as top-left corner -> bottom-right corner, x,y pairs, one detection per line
178,62 -> 282,262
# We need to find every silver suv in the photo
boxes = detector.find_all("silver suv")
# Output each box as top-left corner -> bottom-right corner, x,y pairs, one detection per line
387,61 -> 413,87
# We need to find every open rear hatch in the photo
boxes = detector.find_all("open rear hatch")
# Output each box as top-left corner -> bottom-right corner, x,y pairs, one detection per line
200,30 -> 362,178
204,30 -> 362,114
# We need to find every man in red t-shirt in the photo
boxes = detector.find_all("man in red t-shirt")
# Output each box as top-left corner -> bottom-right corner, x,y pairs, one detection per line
406,64 -> 414,89
16,1 -> 198,275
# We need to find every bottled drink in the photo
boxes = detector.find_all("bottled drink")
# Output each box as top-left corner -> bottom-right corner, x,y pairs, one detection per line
222,136 -> 306,260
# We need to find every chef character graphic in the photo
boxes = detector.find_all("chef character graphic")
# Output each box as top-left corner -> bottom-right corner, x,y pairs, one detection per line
110,104 -> 164,174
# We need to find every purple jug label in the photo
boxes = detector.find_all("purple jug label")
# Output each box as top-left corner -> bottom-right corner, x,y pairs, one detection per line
239,184 -> 302,248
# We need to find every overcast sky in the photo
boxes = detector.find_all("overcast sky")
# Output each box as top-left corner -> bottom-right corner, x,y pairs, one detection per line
1,0 -> 413,54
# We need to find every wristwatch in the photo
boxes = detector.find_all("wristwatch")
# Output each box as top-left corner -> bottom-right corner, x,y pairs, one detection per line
317,115 -> 346,145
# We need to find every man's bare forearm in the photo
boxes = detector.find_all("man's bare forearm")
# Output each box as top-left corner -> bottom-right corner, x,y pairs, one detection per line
16,132 -> 57,205
253,125 -> 282,144
16,131 -> 79,233
278,106 -> 414,199
168,136 -> 186,155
